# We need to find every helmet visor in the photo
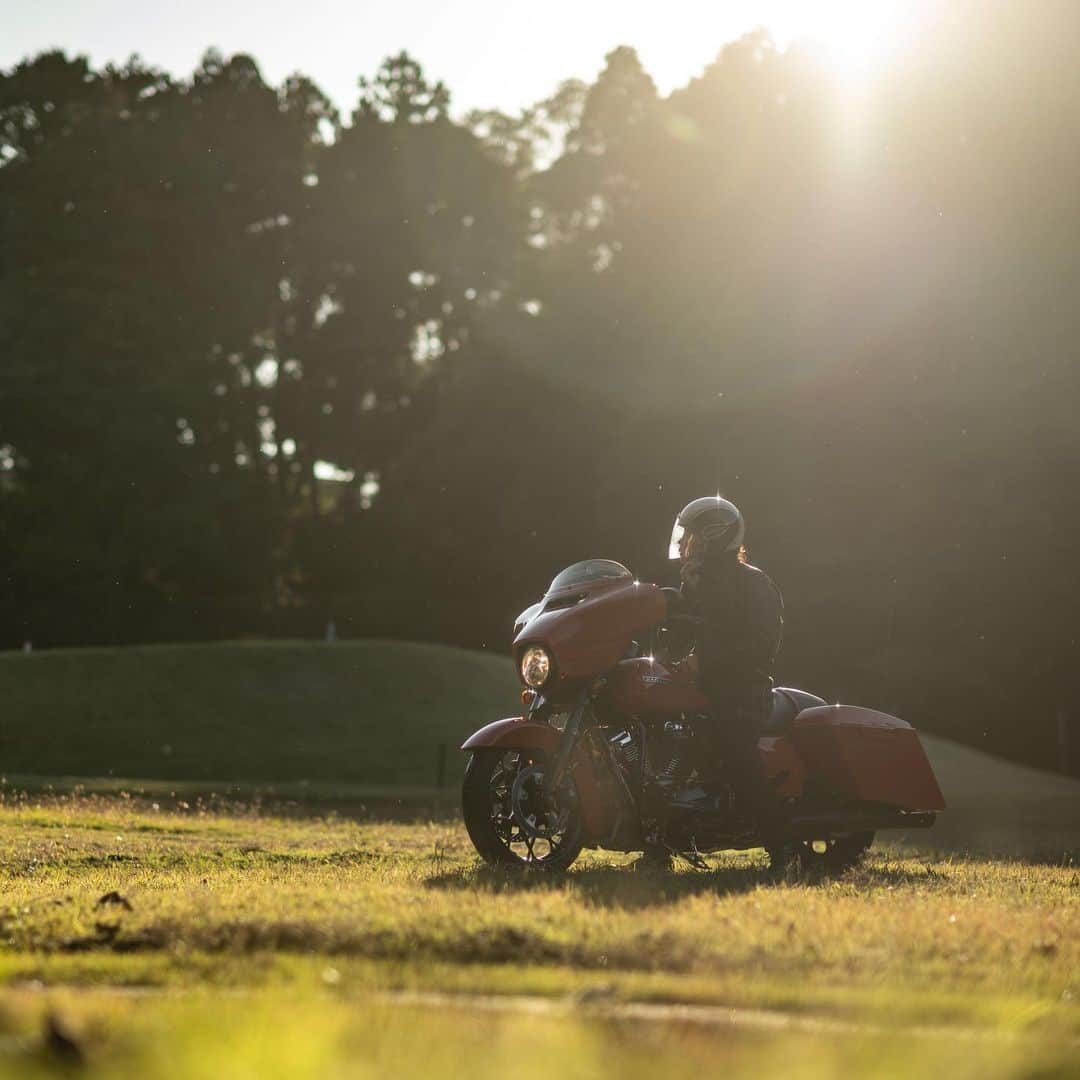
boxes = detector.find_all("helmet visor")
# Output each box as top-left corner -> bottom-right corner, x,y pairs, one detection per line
668,519 -> 685,560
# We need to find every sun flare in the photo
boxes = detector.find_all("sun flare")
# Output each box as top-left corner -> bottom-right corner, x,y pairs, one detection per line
763,0 -> 916,75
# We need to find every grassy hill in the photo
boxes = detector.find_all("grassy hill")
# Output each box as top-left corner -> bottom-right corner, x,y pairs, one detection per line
913,734 -> 1080,859
1,640 -> 1076,857
0,640 -> 518,789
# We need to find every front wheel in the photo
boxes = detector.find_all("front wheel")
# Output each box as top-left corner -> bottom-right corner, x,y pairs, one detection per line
462,748 -> 584,870
767,831 -> 874,875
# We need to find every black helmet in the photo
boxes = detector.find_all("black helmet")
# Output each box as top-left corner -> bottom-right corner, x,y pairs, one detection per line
668,496 -> 744,560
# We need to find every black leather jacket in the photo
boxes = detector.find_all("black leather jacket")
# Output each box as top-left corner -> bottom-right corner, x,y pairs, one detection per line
678,556 -> 784,705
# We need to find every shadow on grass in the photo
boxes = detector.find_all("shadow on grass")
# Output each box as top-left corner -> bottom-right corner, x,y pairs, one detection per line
426,860 -> 781,908
424,854 -> 979,907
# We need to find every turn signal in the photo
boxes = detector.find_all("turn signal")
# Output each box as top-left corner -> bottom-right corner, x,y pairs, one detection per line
521,689 -> 537,706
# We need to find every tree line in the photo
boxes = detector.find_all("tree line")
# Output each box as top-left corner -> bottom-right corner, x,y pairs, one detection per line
2,1 -> 1078,771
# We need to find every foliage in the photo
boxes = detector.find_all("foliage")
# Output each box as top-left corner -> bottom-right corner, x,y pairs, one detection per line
3,5 -> 1080,770
0,48 -> 520,641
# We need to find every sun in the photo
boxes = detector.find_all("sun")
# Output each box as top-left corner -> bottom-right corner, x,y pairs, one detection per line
763,0 -> 916,76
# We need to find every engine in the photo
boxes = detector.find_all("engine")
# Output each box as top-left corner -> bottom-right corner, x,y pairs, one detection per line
607,729 -> 639,773
607,718 -> 697,783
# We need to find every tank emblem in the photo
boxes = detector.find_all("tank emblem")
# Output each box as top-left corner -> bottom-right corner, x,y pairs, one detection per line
641,674 -> 672,686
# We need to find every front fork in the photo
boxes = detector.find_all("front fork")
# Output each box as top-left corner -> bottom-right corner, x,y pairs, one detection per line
547,688 -> 590,792
544,686 -> 649,850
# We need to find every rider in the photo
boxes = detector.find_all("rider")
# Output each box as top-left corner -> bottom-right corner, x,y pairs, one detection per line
667,496 -> 786,838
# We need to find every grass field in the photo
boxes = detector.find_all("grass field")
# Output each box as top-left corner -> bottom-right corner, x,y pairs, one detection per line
0,792 -> 1077,1078
1,641 -> 1077,1076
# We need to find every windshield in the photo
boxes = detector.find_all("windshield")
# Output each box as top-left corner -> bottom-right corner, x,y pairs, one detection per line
548,559 -> 632,593
668,518 -> 685,560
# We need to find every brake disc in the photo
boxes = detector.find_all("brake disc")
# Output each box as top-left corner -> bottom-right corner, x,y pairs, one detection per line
510,765 -> 569,841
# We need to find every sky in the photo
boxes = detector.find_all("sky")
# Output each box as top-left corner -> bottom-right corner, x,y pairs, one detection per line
3,0 -> 912,116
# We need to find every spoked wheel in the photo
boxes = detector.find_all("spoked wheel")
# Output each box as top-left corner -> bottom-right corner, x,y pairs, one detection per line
767,831 -> 874,875
462,748 -> 583,870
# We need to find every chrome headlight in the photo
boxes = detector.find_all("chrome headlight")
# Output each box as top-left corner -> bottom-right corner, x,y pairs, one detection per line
520,646 -> 551,689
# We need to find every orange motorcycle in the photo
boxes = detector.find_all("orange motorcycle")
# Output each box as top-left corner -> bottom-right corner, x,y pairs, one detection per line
461,559 -> 945,872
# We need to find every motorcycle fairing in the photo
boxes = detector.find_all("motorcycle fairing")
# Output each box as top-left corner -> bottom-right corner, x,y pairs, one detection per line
513,577 -> 667,689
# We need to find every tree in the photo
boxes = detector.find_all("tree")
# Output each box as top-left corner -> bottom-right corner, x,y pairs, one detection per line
0,51 -> 324,641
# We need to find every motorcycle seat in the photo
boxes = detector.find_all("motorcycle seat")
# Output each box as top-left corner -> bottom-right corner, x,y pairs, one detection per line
763,687 -> 828,735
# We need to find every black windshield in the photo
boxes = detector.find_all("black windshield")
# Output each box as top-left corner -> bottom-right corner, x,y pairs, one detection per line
548,559 -> 632,592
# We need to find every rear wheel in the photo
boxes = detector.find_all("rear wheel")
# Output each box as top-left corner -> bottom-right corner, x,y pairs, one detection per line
768,831 -> 874,875
462,748 -> 584,871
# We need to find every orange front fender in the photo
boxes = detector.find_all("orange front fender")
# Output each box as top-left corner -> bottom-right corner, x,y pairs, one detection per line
460,717 -> 563,753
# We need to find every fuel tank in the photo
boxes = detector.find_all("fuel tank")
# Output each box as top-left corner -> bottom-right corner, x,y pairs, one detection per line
608,657 -> 711,714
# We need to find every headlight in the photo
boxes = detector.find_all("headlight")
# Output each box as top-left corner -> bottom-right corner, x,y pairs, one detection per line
520,646 -> 551,688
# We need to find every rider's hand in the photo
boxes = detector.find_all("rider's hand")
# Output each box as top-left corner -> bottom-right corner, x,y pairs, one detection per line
678,654 -> 699,676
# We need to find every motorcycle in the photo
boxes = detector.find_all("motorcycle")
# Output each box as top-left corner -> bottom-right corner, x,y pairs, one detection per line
461,559 -> 945,872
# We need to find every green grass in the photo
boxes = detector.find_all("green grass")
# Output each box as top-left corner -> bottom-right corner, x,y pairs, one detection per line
0,794 -> 1076,1077
2,990 -> 1073,1080
2,640 -> 1077,1075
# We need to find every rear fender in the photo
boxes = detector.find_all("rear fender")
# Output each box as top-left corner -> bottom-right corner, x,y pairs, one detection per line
460,718 -> 613,846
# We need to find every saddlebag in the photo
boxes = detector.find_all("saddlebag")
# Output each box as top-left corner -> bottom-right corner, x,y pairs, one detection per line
790,705 -> 946,811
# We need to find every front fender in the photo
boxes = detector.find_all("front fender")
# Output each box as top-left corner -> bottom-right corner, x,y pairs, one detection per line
460,717 -> 563,753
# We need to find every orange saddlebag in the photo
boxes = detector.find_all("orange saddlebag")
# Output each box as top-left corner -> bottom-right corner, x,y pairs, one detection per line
790,705 -> 946,811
